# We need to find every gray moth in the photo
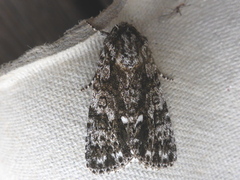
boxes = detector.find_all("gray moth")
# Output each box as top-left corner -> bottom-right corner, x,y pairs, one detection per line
85,22 -> 177,173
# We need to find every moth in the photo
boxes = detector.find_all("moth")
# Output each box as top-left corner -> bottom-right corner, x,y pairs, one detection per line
85,22 -> 177,173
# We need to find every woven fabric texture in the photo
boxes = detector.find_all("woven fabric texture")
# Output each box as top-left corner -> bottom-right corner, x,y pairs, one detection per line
0,0 -> 239,179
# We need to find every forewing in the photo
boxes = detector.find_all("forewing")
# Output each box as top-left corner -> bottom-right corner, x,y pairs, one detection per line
134,61 -> 177,168
85,81 -> 132,173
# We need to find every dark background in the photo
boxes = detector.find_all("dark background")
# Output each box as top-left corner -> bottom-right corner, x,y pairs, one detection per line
0,0 -> 113,65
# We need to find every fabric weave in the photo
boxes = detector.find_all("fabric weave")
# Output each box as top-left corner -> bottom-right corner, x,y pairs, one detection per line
0,0 -> 239,179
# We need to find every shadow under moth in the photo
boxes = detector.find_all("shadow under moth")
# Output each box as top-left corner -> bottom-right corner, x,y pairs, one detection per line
85,22 -> 177,173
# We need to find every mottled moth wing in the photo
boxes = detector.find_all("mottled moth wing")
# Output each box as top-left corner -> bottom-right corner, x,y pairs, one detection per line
85,22 -> 176,173
85,89 -> 132,173
85,27 -> 134,173
134,59 -> 177,167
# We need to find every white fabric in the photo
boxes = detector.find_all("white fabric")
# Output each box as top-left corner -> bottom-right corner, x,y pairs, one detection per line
0,0 -> 239,179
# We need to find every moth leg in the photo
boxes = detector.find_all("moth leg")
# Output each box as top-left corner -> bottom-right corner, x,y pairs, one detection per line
159,72 -> 173,81
80,81 -> 93,91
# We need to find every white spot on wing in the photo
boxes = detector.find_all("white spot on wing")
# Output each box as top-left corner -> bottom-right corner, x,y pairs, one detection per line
136,114 -> 143,125
121,116 -> 129,124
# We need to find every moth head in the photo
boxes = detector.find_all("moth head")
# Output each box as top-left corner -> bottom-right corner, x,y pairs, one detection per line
107,22 -> 147,70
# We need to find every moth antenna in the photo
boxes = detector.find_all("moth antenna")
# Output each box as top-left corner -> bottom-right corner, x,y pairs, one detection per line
85,20 -> 109,36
